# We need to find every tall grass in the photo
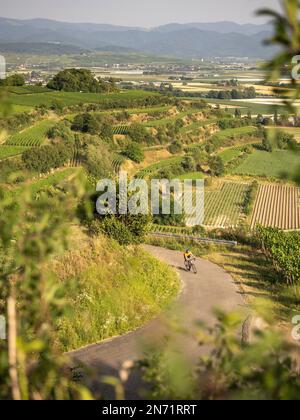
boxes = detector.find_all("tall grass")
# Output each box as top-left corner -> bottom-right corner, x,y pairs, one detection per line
53,236 -> 179,351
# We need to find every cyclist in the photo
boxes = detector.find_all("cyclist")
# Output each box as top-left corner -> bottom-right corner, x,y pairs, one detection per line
184,249 -> 195,268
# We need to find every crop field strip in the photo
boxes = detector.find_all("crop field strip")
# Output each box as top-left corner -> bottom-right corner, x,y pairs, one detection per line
112,125 -> 130,135
204,181 -> 250,228
0,146 -> 29,160
251,184 -> 300,230
136,156 -> 184,179
5,120 -> 55,147
7,90 -> 161,109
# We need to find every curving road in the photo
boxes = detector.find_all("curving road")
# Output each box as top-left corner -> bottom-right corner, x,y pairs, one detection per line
69,246 -> 245,399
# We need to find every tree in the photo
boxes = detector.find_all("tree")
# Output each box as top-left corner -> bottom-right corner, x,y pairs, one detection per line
123,142 -> 145,163
235,108 -> 242,118
0,177 -> 92,400
0,74 -> 25,87
22,142 -> 73,173
181,156 -> 196,173
100,122 -> 114,141
208,156 -> 225,177
81,142 -> 114,179
47,121 -> 74,142
274,109 -> 279,125
128,123 -> 149,143
258,0 -> 300,184
47,69 -> 117,93
168,140 -> 183,154
71,113 -> 101,135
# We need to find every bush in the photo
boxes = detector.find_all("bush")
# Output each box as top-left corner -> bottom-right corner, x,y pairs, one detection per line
22,142 -> 73,173
71,113 -> 101,134
243,181 -> 259,215
0,74 -> 25,87
123,142 -> 145,163
81,142 -> 114,179
47,121 -> 74,142
168,140 -> 183,154
90,217 -> 135,245
208,156 -> 225,177
128,123 -> 151,143
181,156 -> 196,172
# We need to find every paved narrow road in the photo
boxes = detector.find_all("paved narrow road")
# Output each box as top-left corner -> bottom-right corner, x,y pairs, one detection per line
69,246 -> 245,399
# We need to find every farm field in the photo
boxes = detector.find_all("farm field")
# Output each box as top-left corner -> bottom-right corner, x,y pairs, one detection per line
0,145 -> 29,159
178,171 -> 205,180
218,146 -> 246,163
204,181 -> 249,228
202,98 -> 290,115
6,89 -> 161,110
251,184 -> 300,230
212,126 -> 257,141
136,156 -> 184,179
171,82 -> 282,96
232,150 -> 300,179
5,120 -> 55,147
113,125 -> 130,135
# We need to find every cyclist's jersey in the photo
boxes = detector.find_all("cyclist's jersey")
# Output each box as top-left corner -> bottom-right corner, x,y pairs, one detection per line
184,252 -> 193,260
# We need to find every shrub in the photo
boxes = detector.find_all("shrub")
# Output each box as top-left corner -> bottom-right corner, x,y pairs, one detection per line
71,113 -> 101,134
123,142 -> 145,163
47,121 -> 74,142
90,217 -> 135,245
208,156 -> 225,177
22,142 -> 73,173
168,140 -> 183,154
181,156 -> 196,172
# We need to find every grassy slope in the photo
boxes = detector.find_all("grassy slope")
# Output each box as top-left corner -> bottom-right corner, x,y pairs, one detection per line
53,235 -> 180,351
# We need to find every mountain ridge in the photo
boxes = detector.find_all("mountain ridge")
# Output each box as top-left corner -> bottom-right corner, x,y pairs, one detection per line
0,17 -> 273,58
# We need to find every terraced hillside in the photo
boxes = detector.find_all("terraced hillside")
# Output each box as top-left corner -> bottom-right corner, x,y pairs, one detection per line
5,120 -> 55,147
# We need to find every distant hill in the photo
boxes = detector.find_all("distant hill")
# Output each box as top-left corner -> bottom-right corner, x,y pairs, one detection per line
154,21 -> 271,35
0,17 -> 274,58
0,42 -> 88,55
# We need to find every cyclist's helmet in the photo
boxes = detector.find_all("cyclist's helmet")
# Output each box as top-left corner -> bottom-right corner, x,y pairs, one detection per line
186,249 -> 190,253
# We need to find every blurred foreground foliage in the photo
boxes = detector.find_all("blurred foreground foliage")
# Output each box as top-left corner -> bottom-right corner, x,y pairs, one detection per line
0,171 -> 93,400
140,310 -> 300,400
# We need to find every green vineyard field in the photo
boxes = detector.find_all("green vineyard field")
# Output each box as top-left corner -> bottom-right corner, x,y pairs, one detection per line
5,120 -> 55,147
136,156 -> 184,179
204,182 -> 249,228
0,146 -> 29,160
113,125 -> 130,135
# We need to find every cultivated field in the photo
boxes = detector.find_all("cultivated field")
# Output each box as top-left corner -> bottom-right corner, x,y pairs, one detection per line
251,184 -> 300,230
204,181 -> 249,228
5,120 -> 55,147
232,150 -> 300,179
0,145 -> 28,159
6,89 -> 160,111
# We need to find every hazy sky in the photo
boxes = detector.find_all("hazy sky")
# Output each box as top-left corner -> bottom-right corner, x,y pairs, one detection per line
0,0 -> 280,27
